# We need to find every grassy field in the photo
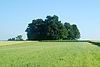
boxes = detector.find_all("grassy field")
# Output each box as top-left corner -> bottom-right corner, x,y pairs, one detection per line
0,41 -> 100,67
0,41 -> 25,46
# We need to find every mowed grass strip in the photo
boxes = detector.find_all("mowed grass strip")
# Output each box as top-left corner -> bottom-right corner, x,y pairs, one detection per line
0,42 -> 100,67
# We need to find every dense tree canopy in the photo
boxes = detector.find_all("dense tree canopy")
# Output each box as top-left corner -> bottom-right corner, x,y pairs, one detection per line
25,15 -> 80,40
64,22 -> 74,40
72,24 -> 80,39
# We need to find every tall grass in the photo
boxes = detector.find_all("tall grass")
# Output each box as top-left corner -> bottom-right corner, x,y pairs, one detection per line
0,41 -> 24,46
0,42 -> 100,67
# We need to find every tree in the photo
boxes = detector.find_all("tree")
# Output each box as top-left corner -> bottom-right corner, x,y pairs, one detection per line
26,19 -> 46,40
64,22 -> 74,40
45,15 -> 68,40
25,15 -> 80,40
72,24 -> 80,39
8,35 -> 23,41
16,35 -> 23,41
25,15 -> 68,40
8,38 -> 16,41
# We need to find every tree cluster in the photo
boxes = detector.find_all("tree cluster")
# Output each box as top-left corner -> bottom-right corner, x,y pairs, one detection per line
8,35 -> 23,41
25,15 -> 80,40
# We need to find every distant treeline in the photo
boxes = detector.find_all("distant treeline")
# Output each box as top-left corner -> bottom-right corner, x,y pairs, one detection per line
39,40 -> 90,42
8,35 -> 23,41
25,15 -> 80,40
89,41 -> 100,47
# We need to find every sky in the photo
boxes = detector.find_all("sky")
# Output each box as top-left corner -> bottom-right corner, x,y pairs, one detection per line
0,0 -> 100,40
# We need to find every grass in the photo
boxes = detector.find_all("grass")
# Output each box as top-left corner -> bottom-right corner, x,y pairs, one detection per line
0,41 -> 100,67
0,41 -> 24,46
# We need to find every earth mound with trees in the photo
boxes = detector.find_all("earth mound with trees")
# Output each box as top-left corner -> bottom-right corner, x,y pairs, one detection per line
25,15 -> 80,40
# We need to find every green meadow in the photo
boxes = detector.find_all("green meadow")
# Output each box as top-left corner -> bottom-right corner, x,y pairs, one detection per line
0,41 -> 100,67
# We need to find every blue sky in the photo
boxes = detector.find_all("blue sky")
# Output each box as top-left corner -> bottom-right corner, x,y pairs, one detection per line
0,0 -> 100,40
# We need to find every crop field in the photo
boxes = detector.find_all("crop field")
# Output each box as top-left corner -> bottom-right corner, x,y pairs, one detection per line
0,41 -> 25,46
0,41 -> 100,67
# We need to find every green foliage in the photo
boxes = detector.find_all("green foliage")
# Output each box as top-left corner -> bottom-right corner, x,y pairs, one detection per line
89,41 -> 100,47
26,19 -> 48,40
0,41 -> 100,67
16,35 -> 23,41
8,38 -> 16,41
45,15 -> 68,40
8,35 -> 23,41
72,24 -> 80,39
40,40 -> 90,42
26,15 -> 80,40
64,23 -> 80,40
64,22 -> 74,40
